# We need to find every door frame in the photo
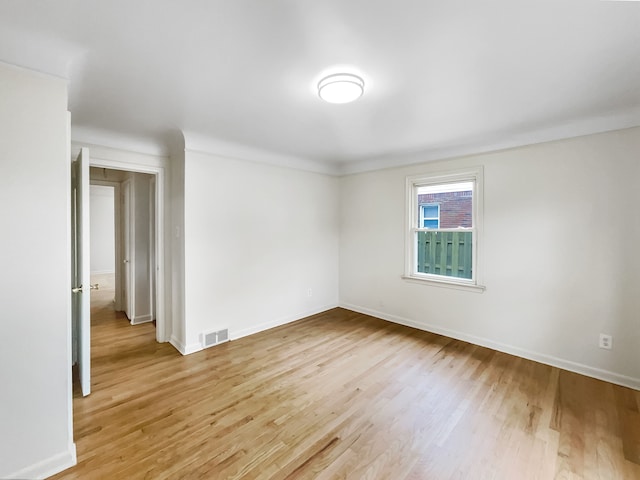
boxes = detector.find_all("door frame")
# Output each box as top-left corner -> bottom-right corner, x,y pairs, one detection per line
121,178 -> 134,320
149,176 -> 157,322
80,152 -> 168,344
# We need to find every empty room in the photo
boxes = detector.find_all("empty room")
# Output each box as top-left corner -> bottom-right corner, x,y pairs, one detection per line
1,1 -> 639,479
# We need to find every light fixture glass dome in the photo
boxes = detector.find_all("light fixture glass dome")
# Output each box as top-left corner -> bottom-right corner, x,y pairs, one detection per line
318,73 -> 364,104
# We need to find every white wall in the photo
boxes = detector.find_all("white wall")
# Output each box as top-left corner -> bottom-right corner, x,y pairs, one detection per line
90,185 -> 115,274
340,127 -> 640,388
176,149 -> 340,352
0,63 -> 75,478
169,142 -> 185,347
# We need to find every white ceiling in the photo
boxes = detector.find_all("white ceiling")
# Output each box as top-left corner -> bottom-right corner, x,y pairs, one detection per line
1,0 -> 639,174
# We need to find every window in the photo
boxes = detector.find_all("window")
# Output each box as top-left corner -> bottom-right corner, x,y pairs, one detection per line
404,167 -> 484,291
420,204 -> 440,228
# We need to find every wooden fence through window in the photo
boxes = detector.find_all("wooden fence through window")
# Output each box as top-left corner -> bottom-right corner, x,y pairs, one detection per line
416,231 -> 472,279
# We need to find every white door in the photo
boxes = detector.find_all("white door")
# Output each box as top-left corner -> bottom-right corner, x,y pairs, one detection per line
72,147 -> 91,396
122,179 -> 132,320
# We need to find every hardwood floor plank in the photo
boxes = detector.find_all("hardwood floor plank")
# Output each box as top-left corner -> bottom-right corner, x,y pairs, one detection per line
614,385 -> 640,466
50,287 -> 640,479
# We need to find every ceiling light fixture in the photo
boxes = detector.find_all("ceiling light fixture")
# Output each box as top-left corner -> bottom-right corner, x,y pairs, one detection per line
318,73 -> 364,104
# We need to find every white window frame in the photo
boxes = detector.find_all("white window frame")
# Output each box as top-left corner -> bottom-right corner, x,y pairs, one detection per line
419,203 -> 440,228
403,166 -> 485,292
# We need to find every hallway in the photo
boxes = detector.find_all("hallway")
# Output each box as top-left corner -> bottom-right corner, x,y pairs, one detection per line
89,271 -> 159,360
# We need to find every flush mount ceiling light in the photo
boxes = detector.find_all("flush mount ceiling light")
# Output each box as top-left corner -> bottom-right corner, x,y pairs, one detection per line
318,73 -> 364,104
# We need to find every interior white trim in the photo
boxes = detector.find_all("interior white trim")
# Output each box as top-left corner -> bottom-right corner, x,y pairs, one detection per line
400,275 -> 486,292
230,303 -> 339,342
149,175 -> 157,323
405,166 -> 484,289
73,115 -> 640,179
71,141 -> 168,170
122,178 -> 136,322
169,335 -> 202,356
90,269 -> 116,275
339,114 -> 640,176
5,443 -> 77,480
340,303 -> 640,392
71,141 -> 169,343
131,314 -> 154,325
169,304 -> 339,356
183,131 -> 340,176
72,125 -> 168,157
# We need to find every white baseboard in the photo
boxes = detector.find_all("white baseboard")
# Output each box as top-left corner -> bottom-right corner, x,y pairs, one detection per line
340,302 -> 640,391
231,303 -> 338,341
130,314 -> 153,325
5,442 -> 76,479
90,269 -> 115,275
169,335 -> 202,356
170,304 -> 338,356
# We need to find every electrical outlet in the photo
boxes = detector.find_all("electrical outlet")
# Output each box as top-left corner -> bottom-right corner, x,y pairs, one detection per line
307,288 -> 312,297
599,333 -> 613,350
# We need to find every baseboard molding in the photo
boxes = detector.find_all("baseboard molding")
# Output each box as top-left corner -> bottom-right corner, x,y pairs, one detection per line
169,335 -> 202,356
90,269 -> 115,275
5,442 -> 76,479
340,303 -> 640,391
171,304 -> 338,356
231,303 -> 339,341
130,314 -> 153,325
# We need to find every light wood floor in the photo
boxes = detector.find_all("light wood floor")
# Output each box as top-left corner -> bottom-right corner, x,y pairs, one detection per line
51,291 -> 640,479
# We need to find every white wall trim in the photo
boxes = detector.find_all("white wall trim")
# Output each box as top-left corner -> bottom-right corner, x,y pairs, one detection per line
71,143 -> 169,344
231,304 -> 339,341
124,177 -> 136,323
90,269 -> 115,275
340,303 -> 640,392
169,335 -> 202,356
71,127 -> 168,158
72,118 -> 640,178
5,443 -> 76,480
149,176 -> 157,324
169,304 -> 338,356
404,166 -> 484,289
183,131 -> 340,176
130,314 -> 153,325
339,117 -> 640,176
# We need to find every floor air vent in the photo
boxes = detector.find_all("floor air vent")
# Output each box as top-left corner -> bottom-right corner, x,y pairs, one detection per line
202,328 -> 229,349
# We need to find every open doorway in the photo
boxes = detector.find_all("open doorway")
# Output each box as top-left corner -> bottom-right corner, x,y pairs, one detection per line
71,147 -> 167,397
88,183 -> 119,332
89,167 -> 156,326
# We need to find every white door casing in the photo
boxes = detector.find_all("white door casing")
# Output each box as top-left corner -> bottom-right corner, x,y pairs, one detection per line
150,176 -> 156,322
71,144 -> 168,344
122,178 -> 132,320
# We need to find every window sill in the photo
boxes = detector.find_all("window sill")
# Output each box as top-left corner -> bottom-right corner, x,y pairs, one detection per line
401,275 -> 486,293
